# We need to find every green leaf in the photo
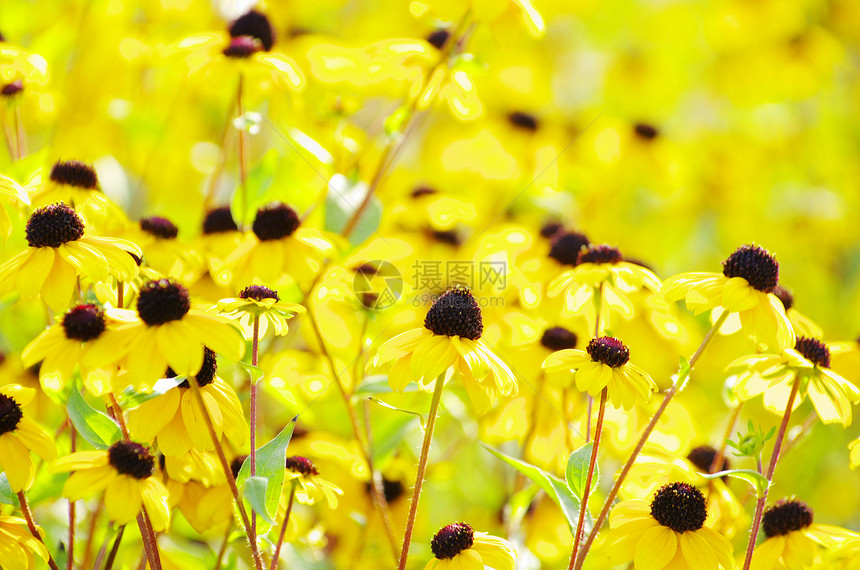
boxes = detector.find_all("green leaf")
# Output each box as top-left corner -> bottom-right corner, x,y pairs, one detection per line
122,377 -> 184,409
66,387 -> 122,449
384,106 -> 409,137
508,484 -> 540,528
237,361 -> 265,385
243,477 -> 277,525
368,397 -> 425,429
566,443 -> 598,500
678,355 -> 691,379
236,421 -> 295,531
699,469 -> 770,497
483,444 -> 588,534
0,473 -> 18,505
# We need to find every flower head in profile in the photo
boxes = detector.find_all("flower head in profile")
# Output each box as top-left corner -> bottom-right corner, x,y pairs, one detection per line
751,498 -> 859,570
0,515 -> 50,570
54,440 -> 170,530
772,285 -> 823,339
366,285 -> 517,414
0,202 -> 140,310
542,336 -> 657,410
84,278 -> 245,388
284,456 -> 343,508
662,244 -> 794,349
423,521 -> 517,570
217,283 -> 304,340
126,348 -> 248,456
31,160 -> 130,232
604,482 -> 734,569
0,385 -> 55,491
21,304 -> 122,394
548,244 -> 662,326
729,336 -> 860,426
128,214 -> 204,283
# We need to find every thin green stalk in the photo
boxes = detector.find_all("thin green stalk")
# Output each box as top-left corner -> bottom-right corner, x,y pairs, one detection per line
269,482 -> 297,570
397,373 -> 446,570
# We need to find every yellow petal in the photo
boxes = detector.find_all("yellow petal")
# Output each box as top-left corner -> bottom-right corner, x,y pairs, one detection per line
633,526 -> 678,570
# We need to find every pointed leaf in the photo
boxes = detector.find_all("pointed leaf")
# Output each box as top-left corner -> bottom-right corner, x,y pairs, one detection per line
67,387 -> 122,449
0,473 -> 18,505
566,443 -> 598,500
236,421 -> 295,530
699,469 -> 770,497
243,477 -> 277,525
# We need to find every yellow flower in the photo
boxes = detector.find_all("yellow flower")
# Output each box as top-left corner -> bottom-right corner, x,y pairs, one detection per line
662,244 -> 794,349
772,285 -> 823,339
751,498 -> 858,570
603,482 -> 734,569
729,336 -> 860,426
126,348 -> 248,456
84,278 -> 245,389
21,303 -> 122,395
0,171 -> 31,242
30,160 -> 130,234
542,336 -> 657,410
54,440 -> 170,530
0,385 -> 55,492
124,215 -> 204,284
0,515 -> 50,570
0,203 -> 140,310
366,286 -> 517,415
216,203 -> 339,289
284,456 -> 343,508
548,244 -> 662,326
423,522 -> 517,570
217,283 -> 304,341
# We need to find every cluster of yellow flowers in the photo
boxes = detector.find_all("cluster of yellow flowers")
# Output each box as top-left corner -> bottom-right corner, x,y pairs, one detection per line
1,1 -> 860,569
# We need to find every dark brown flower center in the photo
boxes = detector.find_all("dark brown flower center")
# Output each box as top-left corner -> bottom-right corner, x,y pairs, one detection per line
795,337 -> 830,368
137,279 -> 190,325
0,394 -> 23,435
686,445 -> 730,479
431,229 -> 461,246
50,160 -> 99,189
772,285 -> 793,310
1,80 -> 23,97
411,186 -> 437,199
650,482 -> 707,533
229,10 -> 275,51
252,203 -> 300,241
202,207 -> 238,234
431,522 -> 474,559
26,203 -> 85,248
239,284 -> 280,302
577,244 -> 623,265
223,36 -> 262,58
108,441 -> 155,479
549,231 -> 591,266
586,336 -> 630,368
722,245 -> 779,293
426,29 -> 450,50
139,216 -> 178,239
286,456 -> 319,476
231,455 -> 247,480
167,347 -> 217,388
508,111 -> 539,131
62,304 -> 106,341
763,499 -> 813,537
633,122 -> 659,140
353,263 -> 379,276
540,327 -> 578,351
540,221 -> 563,238
424,286 -> 483,340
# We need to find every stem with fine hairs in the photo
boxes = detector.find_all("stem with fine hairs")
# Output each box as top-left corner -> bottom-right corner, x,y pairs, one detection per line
249,314 -> 260,546
16,491 -> 60,570
269,481 -> 297,570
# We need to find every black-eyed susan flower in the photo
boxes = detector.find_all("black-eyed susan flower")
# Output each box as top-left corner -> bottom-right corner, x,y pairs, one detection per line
217,284 -> 304,340
54,440 -> 170,530
216,203 -> 339,289
542,336 -> 656,410
0,203 -> 140,310
547,244 -> 662,326
284,456 -> 343,508
751,498 -> 858,570
423,522 -> 517,570
21,303 -> 120,394
30,160 -> 129,233
0,385 -> 55,492
603,482 -> 734,569
662,244 -> 794,349
84,278 -> 245,388
126,348 -> 247,456
0,515 -> 50,570
729,336 -> 860,426
367,285 -> 517,414
127,215 -> 203,283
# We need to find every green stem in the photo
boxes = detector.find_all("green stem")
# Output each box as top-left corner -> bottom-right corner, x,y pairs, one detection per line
397,374 -> 446,570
